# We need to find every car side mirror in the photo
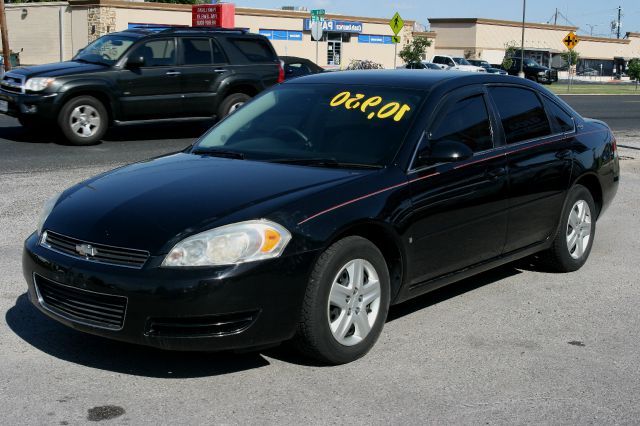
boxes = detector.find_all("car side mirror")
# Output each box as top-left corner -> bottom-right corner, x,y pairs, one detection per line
416,140 -> 473,166
126,56 -> 145,69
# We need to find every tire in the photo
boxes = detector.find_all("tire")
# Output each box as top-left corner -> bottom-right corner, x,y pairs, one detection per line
217,93 -> 250,120
293,236 -> 390,365
540,184 -> 596,272
58,96 -> 107,146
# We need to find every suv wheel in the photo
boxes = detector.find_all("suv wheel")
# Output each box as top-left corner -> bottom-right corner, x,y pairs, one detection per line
58,96 -> 107,146
217,93 -> 250,119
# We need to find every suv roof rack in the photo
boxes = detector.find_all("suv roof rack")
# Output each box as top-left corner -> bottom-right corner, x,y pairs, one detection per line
157,27 -> 249,35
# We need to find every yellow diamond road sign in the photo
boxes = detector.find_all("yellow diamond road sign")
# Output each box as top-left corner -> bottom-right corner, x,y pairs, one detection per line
392,36 -> 401,44
563,31 -> 579,49
390,12 -> 404,35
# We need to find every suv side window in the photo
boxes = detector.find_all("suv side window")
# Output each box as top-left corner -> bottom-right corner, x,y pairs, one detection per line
433,56 -> 443,64
182,38 -> 212,65
488,86 -> 551,144
543,98 -> 575,133
230,38 -> 276,62
429,94 -> 494,153
129,39 -> 176,67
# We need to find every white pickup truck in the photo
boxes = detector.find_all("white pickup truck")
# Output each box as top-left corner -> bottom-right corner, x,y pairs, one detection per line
432,55 -> 486,72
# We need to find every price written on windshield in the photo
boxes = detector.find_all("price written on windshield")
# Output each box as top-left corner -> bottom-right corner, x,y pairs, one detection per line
330,92 -> 411,122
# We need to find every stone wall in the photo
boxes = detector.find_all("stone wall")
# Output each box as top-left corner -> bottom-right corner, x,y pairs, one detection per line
87,6 -> 115,42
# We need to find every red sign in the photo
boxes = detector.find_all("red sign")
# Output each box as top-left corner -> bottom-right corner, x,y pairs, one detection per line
192,4 -> 235,28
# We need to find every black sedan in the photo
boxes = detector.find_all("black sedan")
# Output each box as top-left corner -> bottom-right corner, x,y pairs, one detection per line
23,71 -> 619,364
280,56 -> 324,79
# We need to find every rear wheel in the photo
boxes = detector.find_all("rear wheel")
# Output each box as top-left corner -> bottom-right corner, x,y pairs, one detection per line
294,236 -> 390,364
217,93 -> 250,120
540,184 -> 596,272
58,96 -> 107,146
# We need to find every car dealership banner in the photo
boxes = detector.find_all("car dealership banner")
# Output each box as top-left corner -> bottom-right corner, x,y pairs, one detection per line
192,3 -> 235,28
303,19 -> 363,33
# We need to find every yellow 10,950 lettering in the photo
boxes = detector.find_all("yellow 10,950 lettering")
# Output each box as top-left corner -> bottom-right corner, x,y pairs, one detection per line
329,91 -> 411,122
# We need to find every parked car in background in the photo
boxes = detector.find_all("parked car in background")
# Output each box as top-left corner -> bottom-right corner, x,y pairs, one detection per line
24,70 -> 618,364
467,59 -> 508,75
578,67 -> 599,76
506,57 -> 558,84
280,56 -> 324,79
0,27 -> 283,145
398,61 -> 441,70
432,55 -> 486,72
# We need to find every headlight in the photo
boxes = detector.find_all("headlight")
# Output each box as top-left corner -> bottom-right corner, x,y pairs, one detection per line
162,219 -> 292,267
37,192 -> 61,234
25,77 -> 56,92
538,71 -> 547,76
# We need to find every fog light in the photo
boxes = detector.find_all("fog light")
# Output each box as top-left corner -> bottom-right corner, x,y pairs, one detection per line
22,104 -> 38,114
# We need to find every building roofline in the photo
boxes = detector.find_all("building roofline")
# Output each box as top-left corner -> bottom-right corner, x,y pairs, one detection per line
428,17 -> 576,32
412,31 -> 437,38
579,35 -> 630,44
67,0 -> 415,26
626,32 -> 640,38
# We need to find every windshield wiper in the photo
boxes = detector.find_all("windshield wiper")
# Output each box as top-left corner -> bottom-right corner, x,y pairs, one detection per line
191,148 -> 245,159
267,158 -> 382,170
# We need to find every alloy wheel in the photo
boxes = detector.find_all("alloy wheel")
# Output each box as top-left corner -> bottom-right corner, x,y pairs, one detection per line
566,199 -> 592,259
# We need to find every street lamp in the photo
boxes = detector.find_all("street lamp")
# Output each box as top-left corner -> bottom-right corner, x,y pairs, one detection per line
586,24 -> 597,36
519,0 -> 526,77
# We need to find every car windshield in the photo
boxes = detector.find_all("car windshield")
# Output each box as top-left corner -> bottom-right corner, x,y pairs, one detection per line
193,84 -> 425,167
453,57 -> 471,66
74,34 -> 138,66
524,58 -> 541,67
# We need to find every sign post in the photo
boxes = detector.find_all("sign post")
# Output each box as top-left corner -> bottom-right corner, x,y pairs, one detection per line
562,31 -> 579,92
310,9 -> 325,66
389,12 -> 404,68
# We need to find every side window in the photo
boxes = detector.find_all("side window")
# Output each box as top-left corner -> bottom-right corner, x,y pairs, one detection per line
447,59 -> 455,66
433,56 -> 442,64
429,94 -> 494,153
543,98 -> 575,133
182,38 -> 212,65
211,40 -> 227,64
488,86 -> 551,144
230,38 -> 276,62
129,39 -> 175,67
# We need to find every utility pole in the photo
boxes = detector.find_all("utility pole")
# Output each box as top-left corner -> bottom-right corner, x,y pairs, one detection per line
554,8 -> 558,26
616,5 -> 622,39
519,0 -> 526,77
0,0 -> 11,72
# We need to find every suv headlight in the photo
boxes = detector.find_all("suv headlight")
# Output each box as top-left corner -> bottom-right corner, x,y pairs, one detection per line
37,192 -> 62,234
25,77 -> 56,92
162,219 -> 292,267
538,71 -> 547,76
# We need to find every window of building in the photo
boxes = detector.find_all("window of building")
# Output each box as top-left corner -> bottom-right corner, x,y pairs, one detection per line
429,94 -> 494,153
488,87 -> 551,144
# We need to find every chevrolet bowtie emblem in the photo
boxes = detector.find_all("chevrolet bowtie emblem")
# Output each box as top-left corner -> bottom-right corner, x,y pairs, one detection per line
76,243 -> 97,257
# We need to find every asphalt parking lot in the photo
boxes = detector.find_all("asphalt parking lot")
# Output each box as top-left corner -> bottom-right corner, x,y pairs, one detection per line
1,95 -> 639,424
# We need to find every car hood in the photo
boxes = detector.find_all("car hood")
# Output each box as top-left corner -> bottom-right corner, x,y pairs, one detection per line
9,61 -> 108,78
44,153 -> 362,254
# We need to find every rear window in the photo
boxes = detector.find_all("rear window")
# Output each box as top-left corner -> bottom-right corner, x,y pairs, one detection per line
230,38 -> 276,62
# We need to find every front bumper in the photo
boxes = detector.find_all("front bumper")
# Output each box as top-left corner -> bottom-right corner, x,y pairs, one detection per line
23,232 -> 318,351
0,89 -> 58,120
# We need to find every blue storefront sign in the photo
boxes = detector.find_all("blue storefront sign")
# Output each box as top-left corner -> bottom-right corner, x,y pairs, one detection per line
259,29 -> 303,41
303,19 -> 363,33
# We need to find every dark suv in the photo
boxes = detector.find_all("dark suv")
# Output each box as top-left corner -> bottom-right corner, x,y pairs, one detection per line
505,57 -> 558,84
0,27 -> 283,145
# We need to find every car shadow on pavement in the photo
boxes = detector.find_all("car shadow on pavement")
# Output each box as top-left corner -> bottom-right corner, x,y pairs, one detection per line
6,293 -> 270,378
0,125 -> 55,143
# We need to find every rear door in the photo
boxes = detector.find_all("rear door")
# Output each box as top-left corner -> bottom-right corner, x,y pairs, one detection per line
118,38 -> 182,120
486,85 -> 573,253
179,37 -> 230,117
406,86 -> 509,285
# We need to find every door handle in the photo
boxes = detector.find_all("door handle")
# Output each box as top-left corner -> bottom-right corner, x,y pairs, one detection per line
212,69 -> 226,74
165,71 -> 181,76
485,167 -> 507,180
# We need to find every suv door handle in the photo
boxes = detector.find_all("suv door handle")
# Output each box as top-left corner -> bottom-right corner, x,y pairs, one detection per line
165,71 -> 181,76
212,69 -> 226,74
485,167 -> 507,180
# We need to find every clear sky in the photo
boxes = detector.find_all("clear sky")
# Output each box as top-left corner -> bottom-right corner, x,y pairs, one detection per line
232,0 -> 640,36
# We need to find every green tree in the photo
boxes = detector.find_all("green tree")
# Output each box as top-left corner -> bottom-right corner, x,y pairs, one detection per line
502,41 -> 518,70
398,36 -> 432,65
628,58 -> 640,90
561,49 -> 580,67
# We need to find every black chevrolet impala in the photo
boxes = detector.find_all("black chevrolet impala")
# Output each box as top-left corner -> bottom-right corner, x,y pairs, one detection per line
23,71 -> 619,364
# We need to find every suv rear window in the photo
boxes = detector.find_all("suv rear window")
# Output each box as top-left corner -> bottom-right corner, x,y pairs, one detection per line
230,38 -> 276,62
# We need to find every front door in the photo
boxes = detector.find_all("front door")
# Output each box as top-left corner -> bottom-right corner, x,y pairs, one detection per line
118,38 -> 182,120
327,34 -> 342,66
406,87 -> 509,286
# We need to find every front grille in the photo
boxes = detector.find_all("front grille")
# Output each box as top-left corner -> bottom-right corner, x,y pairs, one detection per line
549,69 -> 558,80
146,311 -> 259,337
34,274 -> 127,330
1,73 -> 24,93
41,230 -> 150,269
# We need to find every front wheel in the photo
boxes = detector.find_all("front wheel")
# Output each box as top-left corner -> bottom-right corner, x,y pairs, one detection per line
541,184 -> 596,272
294,236 -> 390,364
58,96 -> 107,146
